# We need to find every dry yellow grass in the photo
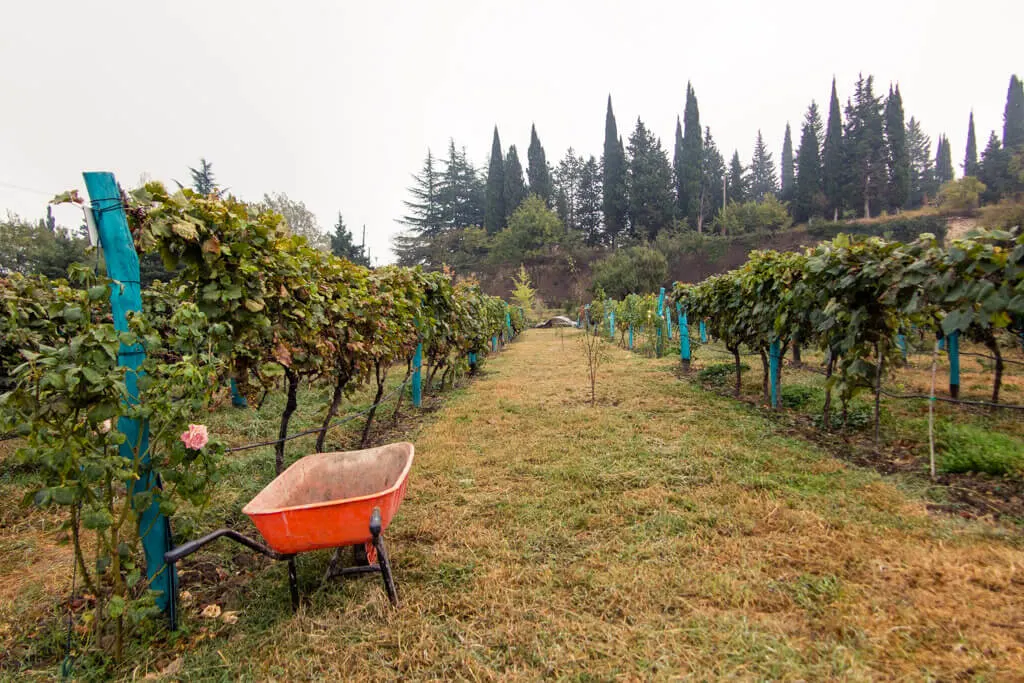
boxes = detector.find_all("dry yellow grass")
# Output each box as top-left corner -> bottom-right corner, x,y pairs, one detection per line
3,329 -> 1024,679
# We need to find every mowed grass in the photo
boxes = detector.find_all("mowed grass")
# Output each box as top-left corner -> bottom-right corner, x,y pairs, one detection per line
5,328 -> 1024,679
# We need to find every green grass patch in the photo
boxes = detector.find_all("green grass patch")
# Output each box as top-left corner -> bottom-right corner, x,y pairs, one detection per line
937,422 -> 1024,476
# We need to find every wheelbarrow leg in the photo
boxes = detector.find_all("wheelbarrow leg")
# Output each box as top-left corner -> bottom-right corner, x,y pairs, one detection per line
369,508 -> 398,607
287,557 -> 299,611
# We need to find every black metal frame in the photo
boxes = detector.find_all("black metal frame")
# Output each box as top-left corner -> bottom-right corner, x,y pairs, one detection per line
164,507 -> 397,630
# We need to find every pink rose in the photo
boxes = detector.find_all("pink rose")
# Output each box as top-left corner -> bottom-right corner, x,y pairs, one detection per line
180,424 -> 209,450
99,419 -> 112,434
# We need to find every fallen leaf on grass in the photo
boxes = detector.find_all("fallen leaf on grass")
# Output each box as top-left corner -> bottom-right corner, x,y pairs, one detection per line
221,611 -> 239,624
144,656 -> 182,680
200,604 -> 221,619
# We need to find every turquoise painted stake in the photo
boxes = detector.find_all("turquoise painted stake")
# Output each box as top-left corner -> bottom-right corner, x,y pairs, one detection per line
608,310 -> 615,340
938,335 -> 945,351
468,351 -> 477,367
628,324 -> 633,350
677,303 -> 690,370
699,320 -> 707,344
229,378 -> 248,407
411,342 -> 422,407
84,171 -> 174,612
769,339 -> 781,408
656,288 -> 665,357
505,310 -> 512,339
492,335 -> 497,352
666,309 -> 673,340
897,334 -> 907,362
947,330 -> 960,398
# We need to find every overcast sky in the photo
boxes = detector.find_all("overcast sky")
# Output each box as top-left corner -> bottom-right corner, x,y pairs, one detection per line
1,1 -> 1020,263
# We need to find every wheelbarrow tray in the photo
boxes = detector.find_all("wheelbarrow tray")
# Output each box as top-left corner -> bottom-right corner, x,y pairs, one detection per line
242,442 -> 414,555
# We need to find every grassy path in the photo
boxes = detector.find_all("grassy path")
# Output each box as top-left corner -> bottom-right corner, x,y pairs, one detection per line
8,328 -> 1023,679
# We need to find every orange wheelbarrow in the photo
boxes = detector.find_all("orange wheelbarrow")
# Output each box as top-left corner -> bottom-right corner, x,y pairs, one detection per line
164,442 -> 414,629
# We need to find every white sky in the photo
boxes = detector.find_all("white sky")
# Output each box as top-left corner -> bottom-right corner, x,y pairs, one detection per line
1,1 -> 1020,263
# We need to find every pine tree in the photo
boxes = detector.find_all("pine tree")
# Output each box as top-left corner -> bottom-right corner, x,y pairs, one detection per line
527,124 -> 553,204
1003,74 -> 1024,150
553,148 -> 584,232
680,83 -> 704,224
329,213 -> 370,267
963,111 -> 979,177
978,131 -> 1007,203
602,96 -> 629,244
695,127 -> 726,233
400,149 -> 446,236
884,85 -> 910,211
822,78 -> 845,219
794,102 -> 823,222
189,158 -> 216,195
935,134 -> 954,186
843,74 -> 887,218
727,151 -> 747,204
780,123 -> 795,201
626,118 -> 675,239
905,117 -> 934,208
578,156 -> 604,245
438,140 -> 485,229
484,127 -> 506,233
504,145 -> 527,221
749,131 -> 778,201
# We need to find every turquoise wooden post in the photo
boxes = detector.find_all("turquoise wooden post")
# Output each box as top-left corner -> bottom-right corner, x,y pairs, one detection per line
677,303 -> 690,372
411,341 -> 423,407
947,330 -> 960,398
769,339 -> 781,408
656,288 -> 666,357
491,335 -> 497,352
938,335 -> 945,351
468,351 -> 477,372
897,333 -> 907,362
628,324 -> 633,350
608,309 -> 615,341
666,308 -> 673,340
229,378 -> 248,407
84,171 -> 174,612
699,320 -> 707,344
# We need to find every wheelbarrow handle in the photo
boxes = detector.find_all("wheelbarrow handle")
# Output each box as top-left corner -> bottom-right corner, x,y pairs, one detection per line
164,528 -> 292,564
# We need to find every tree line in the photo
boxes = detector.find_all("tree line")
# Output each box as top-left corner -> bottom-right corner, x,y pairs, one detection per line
395,74 -> 1024,265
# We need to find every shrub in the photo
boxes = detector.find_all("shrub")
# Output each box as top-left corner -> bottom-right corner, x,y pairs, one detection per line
698,362 -> 748,387
489,196 -> 563,263
936,422 -> 1024,476
806,214 -> 948,243
979,199 -> 1024,231
936,177 -> 986,215
590,246 -> 667,300
713,196 -> 793,236
780,384 -> 818,409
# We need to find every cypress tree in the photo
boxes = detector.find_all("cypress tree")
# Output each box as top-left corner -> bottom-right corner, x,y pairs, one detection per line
963,111 -> 978,177
527,124 -> 553,204
673,117 -> 684,217
504,145 -> 527,221
822,78 -> 844,219
1003,74 -> 1024,150
727,151 -> 747,204
906,117 -> 934,208
602,96 -> 628,243
794,102 -> 823,222
935,134 -> 954,186
484,127 -> 506,233
780,123 -> 795,201
680,83 -> 704,224
749,131 -> 778,201
884,85 -> 910,211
